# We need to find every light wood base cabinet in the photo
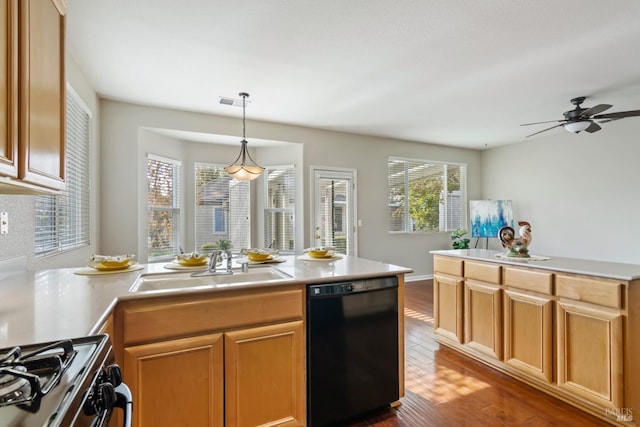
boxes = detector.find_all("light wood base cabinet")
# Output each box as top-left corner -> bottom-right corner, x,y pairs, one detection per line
433,273 -> 464,344
432,254 -> 639,426
112,285 -> 305,427
225,321 -> 304,427
504,289 -> 553,383
464,280 -> 502,360
124,334 -> 224,427
557,299 -> 623,410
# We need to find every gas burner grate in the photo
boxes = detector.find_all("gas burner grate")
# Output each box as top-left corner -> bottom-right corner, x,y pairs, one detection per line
0,340 -> 76,409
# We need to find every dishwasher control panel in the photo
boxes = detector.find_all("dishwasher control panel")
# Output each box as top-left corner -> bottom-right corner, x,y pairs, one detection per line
308,276 -> 398,297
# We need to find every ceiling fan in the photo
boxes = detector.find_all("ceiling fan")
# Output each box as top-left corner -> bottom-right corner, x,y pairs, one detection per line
521,96 -> 640,137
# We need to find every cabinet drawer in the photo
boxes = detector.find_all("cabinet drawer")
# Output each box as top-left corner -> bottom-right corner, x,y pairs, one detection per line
120,287 -> 304,345
556,275 -> 622,309
434,256 -> 463,276
465,261 -> 501,284
504,267 -> 553,295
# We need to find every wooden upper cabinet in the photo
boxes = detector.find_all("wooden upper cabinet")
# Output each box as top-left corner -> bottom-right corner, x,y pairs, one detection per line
16,0 -> 66,190
0,0 -> 65,192
0,0 -> 18,178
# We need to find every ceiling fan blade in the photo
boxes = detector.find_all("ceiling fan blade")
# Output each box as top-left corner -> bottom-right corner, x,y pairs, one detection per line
520,119 -> 566,126
585,122 -> 601,133
593,110 -> 640,120
598,118 -> 622,124
580,104 -> 612,117
525,123 -> 564,138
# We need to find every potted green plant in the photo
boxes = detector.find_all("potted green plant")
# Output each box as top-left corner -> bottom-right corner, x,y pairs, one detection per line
451,229 -> 470,249
217,239 -> 231,250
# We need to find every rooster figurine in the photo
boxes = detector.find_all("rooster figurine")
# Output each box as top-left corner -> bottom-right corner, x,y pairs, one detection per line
499,221 -> 532,258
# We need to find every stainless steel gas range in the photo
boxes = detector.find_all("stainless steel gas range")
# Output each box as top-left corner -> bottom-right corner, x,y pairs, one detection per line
0,334 -> 131,426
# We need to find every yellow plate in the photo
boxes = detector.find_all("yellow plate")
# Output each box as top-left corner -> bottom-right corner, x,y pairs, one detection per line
307,251 -> 332,258
91,262 -> 135,271
177,258 -> 207,266
247,253 -> 272,261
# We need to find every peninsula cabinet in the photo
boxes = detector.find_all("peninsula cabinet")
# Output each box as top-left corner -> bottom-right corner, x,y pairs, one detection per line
556,274 -> 624,410
112,284 -> 306,427
503,267 -> 554,383
432,251 -> 640,426
0,0 -> 66,193
464,261 -> 502,360
433,271 -> 464,344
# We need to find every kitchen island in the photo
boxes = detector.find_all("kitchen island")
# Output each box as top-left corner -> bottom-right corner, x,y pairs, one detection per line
0,255 -> 411,427
431,249 -> 640,426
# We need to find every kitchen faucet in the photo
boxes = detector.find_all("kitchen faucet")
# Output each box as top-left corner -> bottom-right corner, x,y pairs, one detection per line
191,249 -> 233,277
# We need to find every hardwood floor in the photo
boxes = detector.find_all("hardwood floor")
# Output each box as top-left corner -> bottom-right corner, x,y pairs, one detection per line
346,280 -> 608,427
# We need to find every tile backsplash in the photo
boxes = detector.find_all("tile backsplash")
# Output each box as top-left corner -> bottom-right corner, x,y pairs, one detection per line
0,195 -> 34,265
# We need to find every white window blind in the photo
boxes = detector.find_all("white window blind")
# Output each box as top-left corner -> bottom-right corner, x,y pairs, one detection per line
388,157 -> 466,233
194,163 -> 250,253
147,155 -> 181,260
264,166 -> 295,253
34,87 -> 91,256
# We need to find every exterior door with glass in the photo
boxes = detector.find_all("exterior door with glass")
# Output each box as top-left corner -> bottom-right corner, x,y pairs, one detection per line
311,168 -> 357,256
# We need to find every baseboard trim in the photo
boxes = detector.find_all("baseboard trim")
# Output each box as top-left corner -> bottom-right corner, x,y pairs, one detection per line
406,274 -> 433,282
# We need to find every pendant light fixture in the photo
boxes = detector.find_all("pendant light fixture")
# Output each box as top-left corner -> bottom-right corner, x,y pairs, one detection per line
224,92 -> 264,181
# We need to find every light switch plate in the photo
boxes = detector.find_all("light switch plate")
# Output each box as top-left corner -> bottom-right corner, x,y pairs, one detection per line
1,212 -> 7,234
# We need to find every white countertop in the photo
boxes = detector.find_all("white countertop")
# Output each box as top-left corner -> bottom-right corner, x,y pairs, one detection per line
0,255 -> 412,348
431,249 -> 640,281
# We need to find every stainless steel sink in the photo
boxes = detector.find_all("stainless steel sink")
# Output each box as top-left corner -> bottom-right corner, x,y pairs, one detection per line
131,267 -> 293,293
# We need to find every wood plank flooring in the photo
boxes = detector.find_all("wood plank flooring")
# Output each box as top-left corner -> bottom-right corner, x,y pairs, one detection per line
346,280 -> 608,427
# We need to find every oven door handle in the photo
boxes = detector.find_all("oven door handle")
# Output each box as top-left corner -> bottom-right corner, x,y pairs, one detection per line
114,383 -> 133,427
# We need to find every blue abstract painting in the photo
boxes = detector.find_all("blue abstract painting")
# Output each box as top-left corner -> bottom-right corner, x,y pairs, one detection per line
470,200 -> 513,238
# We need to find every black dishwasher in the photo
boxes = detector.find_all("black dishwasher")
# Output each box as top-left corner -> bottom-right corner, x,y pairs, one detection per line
307,276 -> 399,427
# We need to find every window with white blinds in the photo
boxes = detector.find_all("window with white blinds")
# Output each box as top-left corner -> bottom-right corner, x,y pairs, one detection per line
34,87 -> 91,256
194,163 -> 250,253
388,157 -> 466,233
147,155 -> 181,260
264,166 -> 295,253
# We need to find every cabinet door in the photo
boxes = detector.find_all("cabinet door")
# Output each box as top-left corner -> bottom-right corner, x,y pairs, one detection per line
0,0 -> 17,178
504,289 -> 553,382
465,279 -> 502,360
557,300 -> 623,409
17,0 -> 65,190
225,321 -> 304,427
433,273 -> 464,344
124,334 -> 224,427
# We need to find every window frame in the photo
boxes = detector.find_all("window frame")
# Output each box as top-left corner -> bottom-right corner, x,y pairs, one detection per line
146,154 -> 182,261
263,165 -> 296,253
388,156 -> 467,234
34,84 -> 91,257
194,162 -> 251,252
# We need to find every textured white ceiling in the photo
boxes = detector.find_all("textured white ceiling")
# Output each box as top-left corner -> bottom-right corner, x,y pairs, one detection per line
66,0 -> 640,149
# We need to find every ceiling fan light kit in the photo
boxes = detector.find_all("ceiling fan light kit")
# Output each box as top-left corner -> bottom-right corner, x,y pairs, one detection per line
224,92 -> 265,181
521,96 -> 640,138
564,121 -> 591,133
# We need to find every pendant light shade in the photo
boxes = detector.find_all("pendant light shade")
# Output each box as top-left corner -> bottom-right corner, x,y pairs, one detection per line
224,92 -> 264,181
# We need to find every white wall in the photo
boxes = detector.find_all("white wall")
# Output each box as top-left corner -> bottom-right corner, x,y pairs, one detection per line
482,119 -> 640,264
100,100 -> 483,278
